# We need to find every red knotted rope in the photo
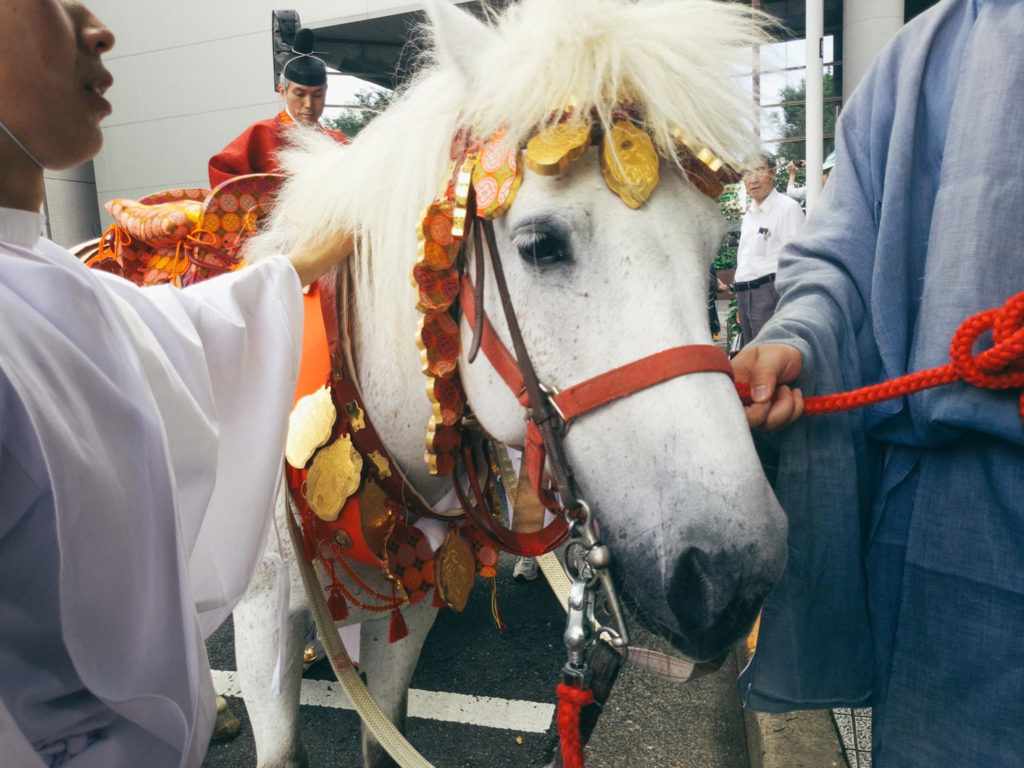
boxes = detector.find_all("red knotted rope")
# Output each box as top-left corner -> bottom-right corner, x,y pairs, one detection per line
738,291 -> 1024,419
557,682 -> 595,768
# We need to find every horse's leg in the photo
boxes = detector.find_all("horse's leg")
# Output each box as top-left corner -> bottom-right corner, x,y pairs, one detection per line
358,598 -> 439,768
233,516 -> 311,768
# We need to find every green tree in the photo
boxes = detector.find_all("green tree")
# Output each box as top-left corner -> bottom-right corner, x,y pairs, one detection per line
772,70 -> 838,168
324,88 -> 393,137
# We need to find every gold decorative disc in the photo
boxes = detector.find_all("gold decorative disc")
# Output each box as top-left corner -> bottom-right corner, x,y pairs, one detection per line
524,122 -> 592,176
359,479 -> 393,560
285,386 -> 336,469
600,120 -> 659,209
306,434 -> 363,522
435,528 -> 476,612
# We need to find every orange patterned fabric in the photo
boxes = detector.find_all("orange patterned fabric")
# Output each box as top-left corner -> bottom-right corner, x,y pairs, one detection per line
87,175 -> 283,288
104,189 -> 204,248
472,133 -> 522,219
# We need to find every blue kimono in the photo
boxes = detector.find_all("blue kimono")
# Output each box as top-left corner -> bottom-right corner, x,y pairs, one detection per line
738,1 -> 1024,764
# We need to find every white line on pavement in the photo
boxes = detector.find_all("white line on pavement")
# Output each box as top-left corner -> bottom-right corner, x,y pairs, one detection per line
211,670 -> 555,733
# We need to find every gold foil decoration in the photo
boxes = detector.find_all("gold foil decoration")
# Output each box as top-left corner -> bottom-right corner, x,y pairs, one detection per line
359,479 -> 393,560
435,528 -> 476,612
524,122 -> 592,176
306,435 -> 363,522
671,128 -> 725,173
600,121 -> 659,209
285,386 -> 336,469
343,400 -> 365,432
368,450 -> 392,479
451,152 -> 478,239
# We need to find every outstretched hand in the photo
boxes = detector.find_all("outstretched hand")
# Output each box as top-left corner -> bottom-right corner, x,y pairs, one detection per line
732,343 -> 805,430
286,232 -> 355,288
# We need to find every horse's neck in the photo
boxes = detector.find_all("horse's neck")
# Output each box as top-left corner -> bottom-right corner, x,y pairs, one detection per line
350,279 -> 452,507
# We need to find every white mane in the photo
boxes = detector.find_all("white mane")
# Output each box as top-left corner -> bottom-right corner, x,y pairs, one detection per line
251,0 -> 770,348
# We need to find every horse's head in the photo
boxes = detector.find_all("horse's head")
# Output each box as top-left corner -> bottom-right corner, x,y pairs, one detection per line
258,0 -> 786,662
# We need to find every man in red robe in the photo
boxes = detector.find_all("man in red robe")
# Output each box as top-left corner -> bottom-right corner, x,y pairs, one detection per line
208,29 -> 346,188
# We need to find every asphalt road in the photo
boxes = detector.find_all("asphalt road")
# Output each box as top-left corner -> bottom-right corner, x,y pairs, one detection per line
202,553 -> 750,768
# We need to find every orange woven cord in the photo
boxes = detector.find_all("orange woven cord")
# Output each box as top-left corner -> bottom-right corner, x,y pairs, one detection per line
737,291 -> 1024,420
556,682 -> 595,768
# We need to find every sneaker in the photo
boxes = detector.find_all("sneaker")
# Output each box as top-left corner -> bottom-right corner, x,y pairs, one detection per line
512,556 -> 539,582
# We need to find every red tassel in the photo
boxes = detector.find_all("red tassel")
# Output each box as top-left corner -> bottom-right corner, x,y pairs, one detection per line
432,585 -> 446,608
327,588 -> 350,622
389,607 -> 409,642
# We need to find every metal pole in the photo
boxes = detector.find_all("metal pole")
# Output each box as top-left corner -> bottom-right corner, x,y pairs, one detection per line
805,0 -> 824,211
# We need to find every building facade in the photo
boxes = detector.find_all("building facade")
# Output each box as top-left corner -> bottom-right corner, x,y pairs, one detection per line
47,0 -> 931,247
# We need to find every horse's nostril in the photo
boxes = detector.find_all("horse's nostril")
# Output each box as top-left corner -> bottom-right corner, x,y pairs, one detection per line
668,547 -> 715,628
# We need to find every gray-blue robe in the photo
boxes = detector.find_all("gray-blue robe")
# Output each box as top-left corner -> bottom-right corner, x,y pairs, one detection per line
738,0 -> 1024,764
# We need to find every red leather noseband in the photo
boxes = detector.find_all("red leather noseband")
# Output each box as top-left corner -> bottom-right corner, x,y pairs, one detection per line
458,271 -> 736,512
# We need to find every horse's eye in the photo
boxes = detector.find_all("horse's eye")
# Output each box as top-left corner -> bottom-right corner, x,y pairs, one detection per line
513,228 -> 572,268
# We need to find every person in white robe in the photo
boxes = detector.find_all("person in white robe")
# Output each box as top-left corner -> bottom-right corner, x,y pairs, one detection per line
0,2 -> 349,766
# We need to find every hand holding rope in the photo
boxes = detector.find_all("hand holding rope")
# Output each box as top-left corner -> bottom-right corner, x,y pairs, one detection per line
735,290 -> 1024,420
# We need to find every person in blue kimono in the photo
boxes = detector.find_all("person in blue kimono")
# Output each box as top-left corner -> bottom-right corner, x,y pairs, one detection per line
731,0 -> 1024,765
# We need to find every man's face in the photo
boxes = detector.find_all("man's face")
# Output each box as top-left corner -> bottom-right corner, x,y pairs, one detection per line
279,82 -> 327,125
742,161 -> 776,205
0,0 -> 114,170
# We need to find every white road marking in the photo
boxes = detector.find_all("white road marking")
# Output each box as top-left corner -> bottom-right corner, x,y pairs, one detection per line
211,670 -> 555,733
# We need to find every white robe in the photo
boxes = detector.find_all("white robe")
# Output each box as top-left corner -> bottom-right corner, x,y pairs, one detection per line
0,206 -> 303,767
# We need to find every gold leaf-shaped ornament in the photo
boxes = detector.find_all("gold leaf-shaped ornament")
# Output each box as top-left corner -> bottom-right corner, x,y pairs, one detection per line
435,528 -> 477,612
285,386 -> 337,469
305,434 -> 363,522
600,120 -> 659,209
524,122 -> 592,176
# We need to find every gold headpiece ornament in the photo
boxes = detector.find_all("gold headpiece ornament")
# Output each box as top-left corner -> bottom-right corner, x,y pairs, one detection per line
412,106 -> 737,473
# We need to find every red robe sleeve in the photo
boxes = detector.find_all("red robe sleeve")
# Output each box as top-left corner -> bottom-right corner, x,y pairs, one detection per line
208,119 -> 286,189
208,117 -> 348,189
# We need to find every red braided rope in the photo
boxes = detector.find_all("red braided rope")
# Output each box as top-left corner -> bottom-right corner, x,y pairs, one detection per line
738,291 -> 1024,419
556,682 -> 595,768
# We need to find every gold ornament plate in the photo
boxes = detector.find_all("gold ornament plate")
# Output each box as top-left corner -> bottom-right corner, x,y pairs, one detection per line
600,121 -> 659,209
524,123 -> 591,176
285,386 -> 336,469
359,479 -> 393,560
306,434 -> 363,522
435,528 -> 476,612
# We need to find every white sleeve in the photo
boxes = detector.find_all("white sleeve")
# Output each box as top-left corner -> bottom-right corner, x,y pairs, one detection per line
98,256 -> 304,634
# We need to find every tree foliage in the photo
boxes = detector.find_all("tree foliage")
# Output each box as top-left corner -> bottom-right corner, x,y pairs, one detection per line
772,70 -> 838,166
324,88 -> 394,137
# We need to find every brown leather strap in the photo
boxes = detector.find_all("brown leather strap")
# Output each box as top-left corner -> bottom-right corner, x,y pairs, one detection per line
318,267 -> 441,520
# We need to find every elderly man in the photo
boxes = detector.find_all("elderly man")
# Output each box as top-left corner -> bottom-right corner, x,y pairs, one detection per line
208,28 -> 346,188
733,152 -> 804,348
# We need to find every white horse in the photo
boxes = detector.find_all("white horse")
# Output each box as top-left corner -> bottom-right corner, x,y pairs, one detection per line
234,1 -> 786,766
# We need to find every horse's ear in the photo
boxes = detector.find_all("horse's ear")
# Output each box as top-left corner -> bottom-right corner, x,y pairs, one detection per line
422,0 -> 494,80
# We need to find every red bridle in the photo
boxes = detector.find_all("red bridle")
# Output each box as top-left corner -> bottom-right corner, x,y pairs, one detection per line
456,218 -> 737,555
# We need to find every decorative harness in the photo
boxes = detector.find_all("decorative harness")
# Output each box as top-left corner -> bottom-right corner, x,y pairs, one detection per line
283,109 -> 741,767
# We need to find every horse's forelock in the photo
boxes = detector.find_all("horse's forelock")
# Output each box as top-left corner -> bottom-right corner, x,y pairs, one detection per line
252,0 -> 771,349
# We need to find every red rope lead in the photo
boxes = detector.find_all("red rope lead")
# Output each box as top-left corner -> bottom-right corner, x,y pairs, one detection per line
557,682 -> 595,768
740,291 -> 1024,419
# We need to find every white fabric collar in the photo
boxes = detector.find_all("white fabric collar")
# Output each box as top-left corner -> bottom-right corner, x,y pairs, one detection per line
749,188 -> 783,214
0,206 -> 42,249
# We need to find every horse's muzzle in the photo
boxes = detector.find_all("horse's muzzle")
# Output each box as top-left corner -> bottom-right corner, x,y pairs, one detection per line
665,546 -> 772,661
